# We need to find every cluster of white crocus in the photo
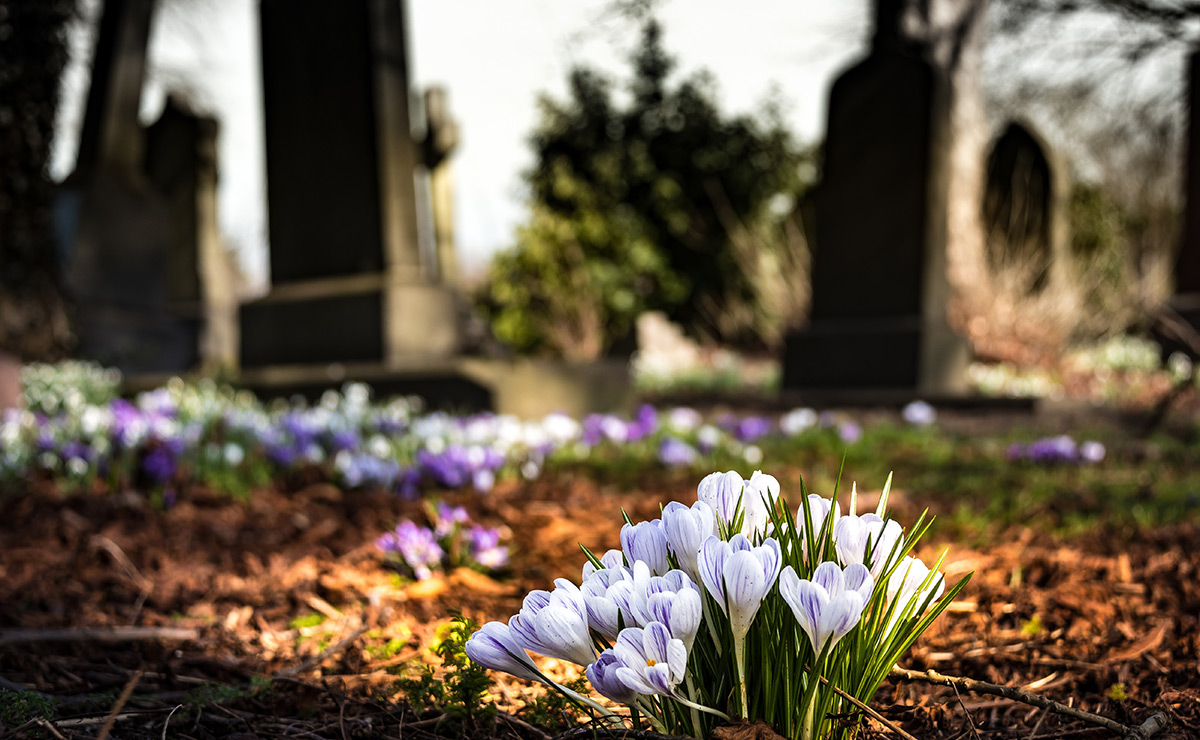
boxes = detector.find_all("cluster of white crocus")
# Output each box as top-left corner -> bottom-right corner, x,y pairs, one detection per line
465,469 -> 962,740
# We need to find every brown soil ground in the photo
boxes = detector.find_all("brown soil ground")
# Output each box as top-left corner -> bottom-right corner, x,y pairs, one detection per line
1,472 -> 1197,740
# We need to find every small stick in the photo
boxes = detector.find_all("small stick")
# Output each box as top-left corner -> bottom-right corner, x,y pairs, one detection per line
95,668 -> 143,740
0,626 -> 198,645
160,704 -> 184,740
891,667 -> 1170,739
816,675 -> 920,740
34,719 -> 68,740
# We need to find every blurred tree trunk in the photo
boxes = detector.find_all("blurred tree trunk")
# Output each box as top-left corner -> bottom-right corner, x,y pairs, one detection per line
0,0 -> 77,408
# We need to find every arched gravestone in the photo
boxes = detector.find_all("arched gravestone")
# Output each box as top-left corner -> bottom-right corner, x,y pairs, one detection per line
982,122 -> 1066,294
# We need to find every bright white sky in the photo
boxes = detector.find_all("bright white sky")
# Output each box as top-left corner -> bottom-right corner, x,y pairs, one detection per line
51,0 -> 870,290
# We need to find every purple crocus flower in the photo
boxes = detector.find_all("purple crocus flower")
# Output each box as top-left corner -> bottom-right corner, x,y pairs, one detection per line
657,437 -> 698,467
377,521 -> 444,580
734,416 -> 772,444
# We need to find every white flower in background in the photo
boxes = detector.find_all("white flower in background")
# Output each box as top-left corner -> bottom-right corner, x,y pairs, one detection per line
779,407 -> 818,436
697,424 -> 722,449
902,400 -> 937,426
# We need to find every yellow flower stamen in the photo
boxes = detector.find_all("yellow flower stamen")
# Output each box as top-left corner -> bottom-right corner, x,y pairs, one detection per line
646,659 -> 657,667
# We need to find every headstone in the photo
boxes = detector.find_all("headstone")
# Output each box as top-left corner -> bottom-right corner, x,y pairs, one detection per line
1159,51 -> 1200,359
782,0 -> 981,396
145,96 -> 238,373
982,121 -> 1070,294
240,0 -> 460,369
61,0 -> 200,374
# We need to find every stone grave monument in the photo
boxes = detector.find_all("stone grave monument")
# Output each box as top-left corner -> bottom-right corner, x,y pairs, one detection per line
239,0 -> 461,372
1163,49 -> 1200,359
60,0 -> 229,376
982,121 -> 1070,295
782,0 -> 981,399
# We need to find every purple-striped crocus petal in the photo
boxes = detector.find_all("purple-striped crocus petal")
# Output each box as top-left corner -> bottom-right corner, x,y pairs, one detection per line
583,588 -> 623,639
621,520 -> 670,575
820,590 -> 867,652
843,562 -> 875,602
698,535 -> 730,611
648,588 -> 702,652
778,566 -> 828,655
697,470 -> 746,530
833,514 -> 875,568
587,652 -> 639,704
465,621 -> 545,684
812,561 -> 846,598
510,581 -> 596,666
582,548 -> 626,581
662,500 -> 716,579
724,550 -> 771,641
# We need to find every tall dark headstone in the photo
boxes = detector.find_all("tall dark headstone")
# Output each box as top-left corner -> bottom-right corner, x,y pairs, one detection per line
982,121 -> 1069,294
782,0 -> 978,396
240,0 -> 459,369
1167,50 -> 1200,357
61,0 -> 203,374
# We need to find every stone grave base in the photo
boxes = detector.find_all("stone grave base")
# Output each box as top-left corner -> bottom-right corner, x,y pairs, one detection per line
127,357 -> 633,418
783,315 -> 970,397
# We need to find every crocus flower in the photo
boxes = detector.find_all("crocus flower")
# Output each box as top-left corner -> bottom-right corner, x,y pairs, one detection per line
510,579 -> 596,666
779,562 -> 874,656
883,556 -> 945,634
661,500 -> 717,580
834,513 -> 904,577
581,548 -> 625,581
621,519 -> 670,575
697,470 -> 745,529
610,622 -> 688,699
586,651 -> 640,704
697,534 -> 781,641
902,400 -> 937,426
581,565 -> 633,639
658,437 -> 699,467
465,621 -> 545,684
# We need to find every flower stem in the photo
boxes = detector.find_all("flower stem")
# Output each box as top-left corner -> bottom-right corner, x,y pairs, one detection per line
674,692 -> 733,722
684,674 -> 704,738
734,635 -> 748,718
